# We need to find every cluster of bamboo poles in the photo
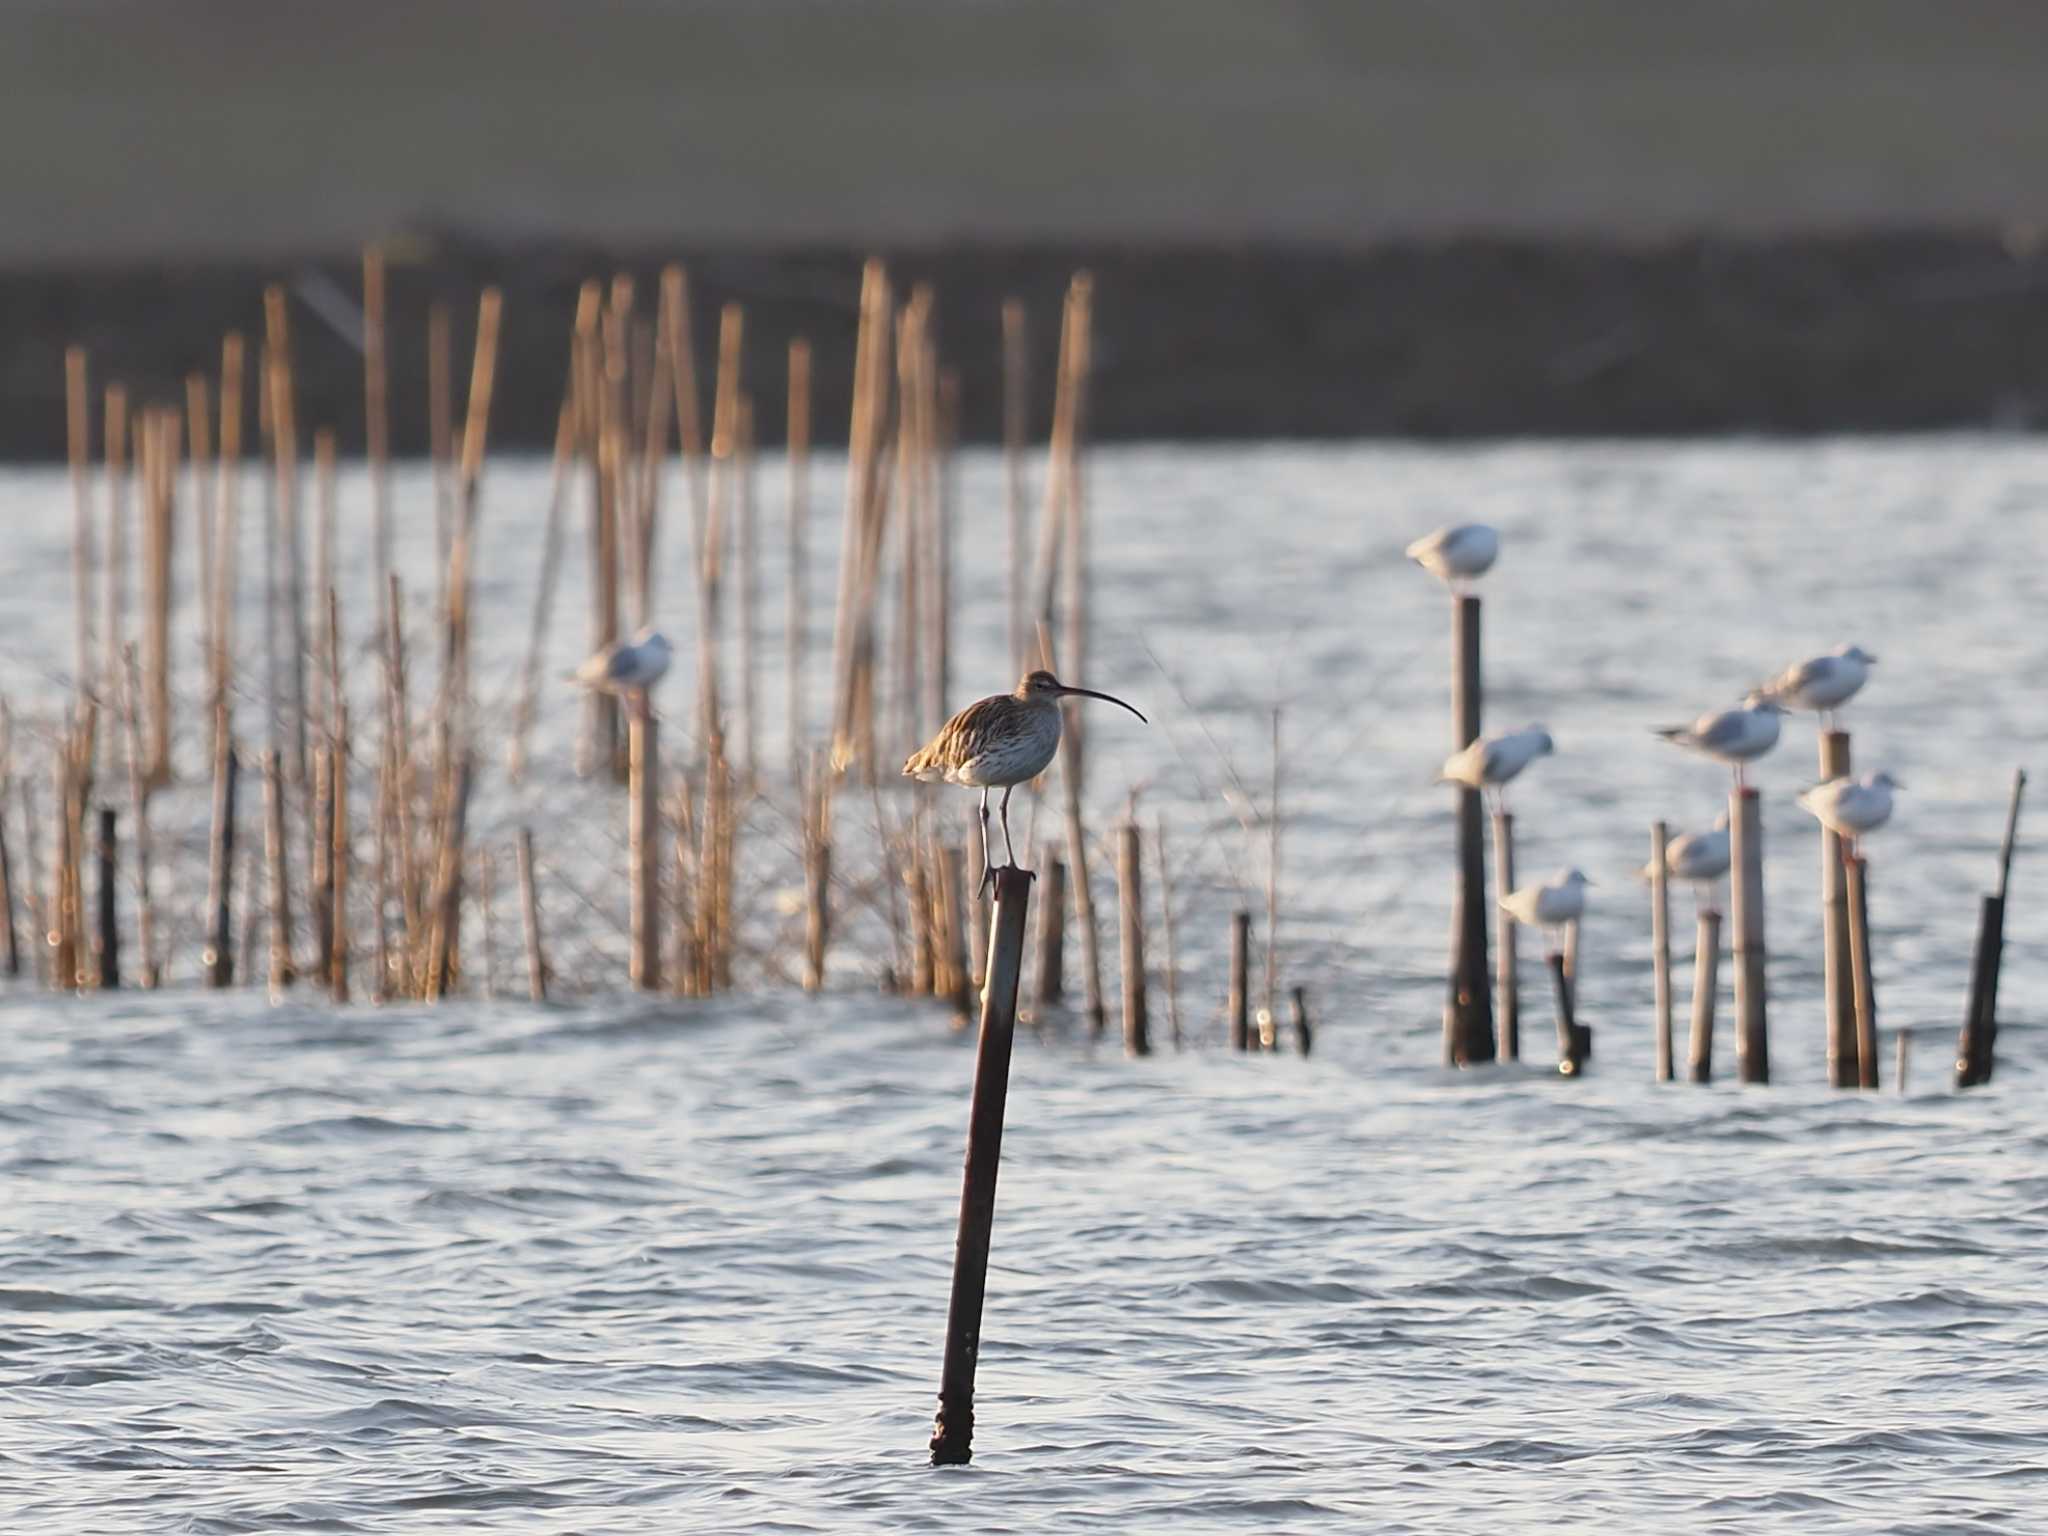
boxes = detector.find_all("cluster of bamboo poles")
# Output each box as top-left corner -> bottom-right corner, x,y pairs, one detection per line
0,251 -> 1271,1052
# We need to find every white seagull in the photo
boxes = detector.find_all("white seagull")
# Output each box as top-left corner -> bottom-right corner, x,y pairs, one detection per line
1797,771 -> 1901,855
1639,812 -> 1731,910
572,626 -> 674,710
1440,726 -> 1555,812
1656,692 -> 1787,789
1761,644 -> 1877,729
1499,868 -> 1592,951
1405,523 -> 1499,592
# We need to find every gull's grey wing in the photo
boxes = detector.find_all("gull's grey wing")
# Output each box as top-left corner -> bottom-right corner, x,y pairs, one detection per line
1691,710 -> 1751,751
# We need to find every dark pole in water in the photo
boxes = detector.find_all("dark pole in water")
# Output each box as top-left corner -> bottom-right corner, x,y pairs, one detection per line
1844,851 -> 1878,1089
1819,729 -> 1856,1087
1688,909 -> 1720,1084
929,864 -> 1033,1468
204,743 -> 239,988
1289,984 -> 1312,1056
1493,808 -> 1517,1060
1729,787 -> 1768,1083
1650,821 -> 1672,1082
1030,851 -> 1065,1018
94,806 -> 118,989
1957,768 -> 2024,1089
1548,950 -> 1585,1075
1115,821 -> 1148,1057
517,826 -> 547,1002
0,782 -> 18,978
1449,595 -> 1494,1064
1227,909 -> 1250,1051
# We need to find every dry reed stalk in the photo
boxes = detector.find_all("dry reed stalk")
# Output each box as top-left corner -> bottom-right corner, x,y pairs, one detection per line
309,722 -> 334,976
1057,277 -> 1095,796
50,746 -> 79,989
428,300 -> 454,619
1153,816 -> 1183,1050
893,294 -> 931,759
507,398 -> 577,783
236,836 -> 261,987
1265,708 -> 1281,1022
313,431 -> 337,742
669,779 -> 699,996
906,813 -> 935,997
516,827 -> 547,1001
330,702 -> 349,1001
262,748 -> 294,995
937,842 -> 970,1024
701,304 -> 745,762
571,284 -> 618,777
264,288 -> 310,787
737,396 -> 760,784
185,375 -> 214,656
363,247 -> 392,627
139,409 -> 176,788
801,751 -> 832,992
422,753 -> 472,1002
211,336 -> 245,732
371,722 -> 392,1002
383,574 -> 423,967
0,770 -> 16,980
829,262 -> 896,777
66,348 -> 95,718
785,339 -> 812,774
593,289 -> 629,782
19,772 -> 45,987
101,385 -> 130,727
629,706 -> 661,990
117,648 -> 157,986
442,287 -> 504,752
1001,298 -> 1029,671
632,316 -> 673,629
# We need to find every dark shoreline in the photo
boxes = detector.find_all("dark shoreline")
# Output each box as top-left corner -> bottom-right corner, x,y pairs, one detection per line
7,232 -> 2048,461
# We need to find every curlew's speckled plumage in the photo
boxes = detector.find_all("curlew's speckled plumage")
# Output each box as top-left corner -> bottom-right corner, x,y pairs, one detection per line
905,670 -> 1146,886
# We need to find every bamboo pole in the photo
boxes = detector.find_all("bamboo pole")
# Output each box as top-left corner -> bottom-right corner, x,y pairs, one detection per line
477,849 -> 497,1001
1228,908 -> 1251,1051
363,246 -> 392,628
928,864 -> 1033,1468
1448,594 -> 1494,1065
1001,297 -> 1028,672
1494,808 -> 1518,1061
428,300 -> 454,620
0,772 -> 16,978
265,288 -> 309,787
737,396 -> 760,783
1688,909 -> 1720,1084
1844,852 -> 1878,1090
117,648 -> 156,986
1649,821 -> 1673,1080
517,827 -> 547,1001
50,749 -> 78,990
1116,821 -> 1149,1057
212,335 -> 244,734
187,375 -> 214,653
1728,787 -> 1767,1083
506,398 -> 577,782
422,755 -> 472,1002
1031,851 -> 1065,1016
93,807 -> 118,989
66,348 -> 95,717
1549,950 -> 1586,1076
1819,730 -> 1856,1087
203,739 -> 237,987
329,702 -> 349,1002
1153,817 -> 1183,1050
1290,985 -> 1312,1056
629,705 -> 660,990
263,748 -> 294,996
102,384 -> 129,718
141,409 -> 175,787
937,843 -> 971,1026
19,772 -> 44,987
785,339 -> 812,774
1957,768 -> 2024,1089
1895,1029 -> 1910,1095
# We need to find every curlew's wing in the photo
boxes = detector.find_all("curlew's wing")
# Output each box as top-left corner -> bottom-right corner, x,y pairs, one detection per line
903,692 -> 1010,779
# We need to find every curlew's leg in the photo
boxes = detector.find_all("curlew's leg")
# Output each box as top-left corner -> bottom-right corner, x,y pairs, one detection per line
998,784 -> 1018,870
977,787 -> 994,895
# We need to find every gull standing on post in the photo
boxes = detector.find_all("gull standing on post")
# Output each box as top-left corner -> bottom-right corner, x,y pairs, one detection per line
1797,771 -> 1901,856
1499,869 -> 1592,951
1440,725 -> 1554,812
1406,523 -> 1499,592
904,670 -> 1147,889
572,626 -> 674,715
1656,692 -> 1787,789
1761,644 -> 1877,729
1639,811 -> 1731,912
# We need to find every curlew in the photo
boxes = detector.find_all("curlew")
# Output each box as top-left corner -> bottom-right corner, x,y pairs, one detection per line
904,670 -> 1147,889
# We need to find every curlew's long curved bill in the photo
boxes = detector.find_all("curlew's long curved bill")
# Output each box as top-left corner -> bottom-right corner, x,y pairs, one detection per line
1056,685 -> 1147,723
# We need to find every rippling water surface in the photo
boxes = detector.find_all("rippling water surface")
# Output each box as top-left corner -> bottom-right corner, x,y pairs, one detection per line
3,440 -> 2047,1531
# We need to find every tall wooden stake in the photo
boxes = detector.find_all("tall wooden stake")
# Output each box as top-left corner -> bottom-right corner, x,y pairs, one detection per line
929,865 -> 1033,1468
1115,821 -> 1148,1057
1729,786 -> 1768,1083
1449,594 -> 1494,1064
1228,908 -> 1251,1051
517,827 -> 547,1001
1493,808 -> 1518,1060
1844,851 -> 1879,1089
1031,851 -> 1065,1016
629,705 -> 660,990
1650,820 -> 1673,1082
93,806 -> 118,989
1956,768 -> 2024,1089
1688,908 -> 1720,1084
263,748 -> 294,996
1819,730 -> 1856,1086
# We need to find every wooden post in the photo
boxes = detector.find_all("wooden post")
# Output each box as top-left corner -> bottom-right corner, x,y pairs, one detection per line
1957,768 -> 2024,1089
94,806 -> 118,989
263,748 -> 294,995
1895,1029 -> 1910,1095
1153,818 -> 1183,1051
1844,852 -> 1878,1090
517,827 -> 547,1001
0,780 -> 17,978
1290,985 -> 1312,1056
1115,822 -> 1148,1057
1228,909 -> 1251,1051
1650,820 -> 1673,1081
1819,729 -> 1856,1086
1492,808 -> 1517,1060
803,841 -> 831,994
1728,787 -> 1767,1083
1030,852 -> 1065,1015
329,704 -> 349,1001
203,738 -> 237,986
1549,950 -> 1587,1075
929,864 -> 1033,1468
628,706 -> 660,990
1688,909 -> 1720,1084
966,815 -> 990,991
1449,594 -> 1494,1064
936,844 -> 971,1027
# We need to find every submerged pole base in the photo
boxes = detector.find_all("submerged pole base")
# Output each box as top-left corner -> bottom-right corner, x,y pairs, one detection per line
929,1398 -> 974,1467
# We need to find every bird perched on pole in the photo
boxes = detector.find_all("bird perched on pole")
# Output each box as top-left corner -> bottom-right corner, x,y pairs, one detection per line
1655,692 -> 1787,789
1405,523 -> 1499,592
1797,771 -> 1901,856
1759,644 -> 1877,730
572,627 -> 673,714
904,670 -> 1147,890
1440,725 -> 1554,812
1638,811 -> 1731,912
1499,869 -> 1592,952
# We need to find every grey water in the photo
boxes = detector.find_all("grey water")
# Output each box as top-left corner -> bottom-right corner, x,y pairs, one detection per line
3,439 -> 2047,1532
